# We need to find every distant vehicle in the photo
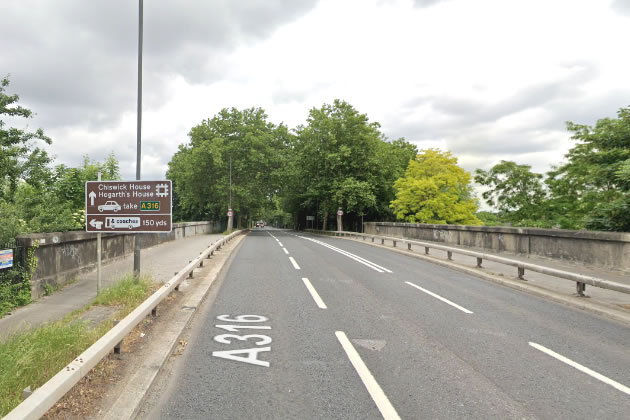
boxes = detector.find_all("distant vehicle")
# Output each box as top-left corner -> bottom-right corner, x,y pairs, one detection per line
98,201 -> 121,212
105,217 -> 140,229
255,221 -> 265,228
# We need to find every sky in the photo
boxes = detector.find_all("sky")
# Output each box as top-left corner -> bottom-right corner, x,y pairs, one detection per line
2,0 -> 630,190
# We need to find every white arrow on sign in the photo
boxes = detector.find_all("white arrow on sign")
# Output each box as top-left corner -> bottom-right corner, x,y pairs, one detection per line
89,191 -> 96,206
89,219 -> 103,230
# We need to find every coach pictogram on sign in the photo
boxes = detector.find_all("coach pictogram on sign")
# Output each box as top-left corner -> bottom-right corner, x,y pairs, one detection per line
85,180 -> 172,233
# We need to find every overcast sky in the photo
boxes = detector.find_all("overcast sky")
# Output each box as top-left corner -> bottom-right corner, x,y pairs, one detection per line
3,0 -> 629,188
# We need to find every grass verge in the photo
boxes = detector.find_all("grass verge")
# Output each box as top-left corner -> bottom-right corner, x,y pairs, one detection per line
0,274 -> 153,417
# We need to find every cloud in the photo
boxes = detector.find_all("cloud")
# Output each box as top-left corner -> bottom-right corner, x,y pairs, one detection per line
1,0 -> 318,131
411,0 -> 449,7
3,0 -> 630,186
612,0 -> 630,16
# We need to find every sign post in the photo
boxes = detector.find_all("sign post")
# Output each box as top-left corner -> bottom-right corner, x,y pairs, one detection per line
85,180 -> 172,233
336,208 -> 343,232
227,209 -> 234,233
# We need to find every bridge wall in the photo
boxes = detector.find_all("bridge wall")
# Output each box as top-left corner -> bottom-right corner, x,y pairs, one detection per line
16,221 -> 219,299
363,222 -> 630,273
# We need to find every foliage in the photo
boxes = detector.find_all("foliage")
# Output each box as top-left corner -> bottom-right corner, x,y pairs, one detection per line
475,211 -> 506,226
168,107 -> 287,226
390,149 -> 481,225
52,153 -> 121,210
284,100 -> 416,229
546,106 -> 630,231
474,160 -> 547,224
0,76 -> 53,202
0,154 -> 120,244
0,274 -> 152,416
0,76 -> 122,243
0,244 -> 37,318
92,274 -> 152,308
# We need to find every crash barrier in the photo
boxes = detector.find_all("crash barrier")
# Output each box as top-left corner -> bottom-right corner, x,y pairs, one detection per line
4,229 -> 246,420
305,230 -> 630,297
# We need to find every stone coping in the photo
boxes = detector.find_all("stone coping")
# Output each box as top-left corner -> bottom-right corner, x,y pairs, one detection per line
368,222 -> 630,242
15,221 -> 212,247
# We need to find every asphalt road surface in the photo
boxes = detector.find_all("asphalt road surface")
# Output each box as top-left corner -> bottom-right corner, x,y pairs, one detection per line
144,228 -> 630,419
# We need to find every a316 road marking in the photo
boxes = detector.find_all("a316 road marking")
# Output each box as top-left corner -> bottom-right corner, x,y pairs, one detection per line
335,331 -> 401,420
529,342 -> 630,396
212,315 -> 272,367
302,278 -> 327,309
405,281 -> 474,314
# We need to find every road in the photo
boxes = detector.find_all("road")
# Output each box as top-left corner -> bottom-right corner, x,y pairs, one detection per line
142,228 -> 630,419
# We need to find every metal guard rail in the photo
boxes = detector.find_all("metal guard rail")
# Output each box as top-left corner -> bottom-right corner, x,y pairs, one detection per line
305,230 -> 630,296
4,229 -> 246,420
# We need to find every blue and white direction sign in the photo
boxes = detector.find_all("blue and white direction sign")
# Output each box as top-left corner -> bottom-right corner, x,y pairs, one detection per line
85,180 -> 172,233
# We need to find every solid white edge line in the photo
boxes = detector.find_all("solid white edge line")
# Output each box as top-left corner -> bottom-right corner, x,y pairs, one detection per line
289,256 -> 301,270
405,281 -> 473,314
302,278 -> 327,309
335,331 -> 401,420
283,248 -> 289,255
529,342 -> 630,396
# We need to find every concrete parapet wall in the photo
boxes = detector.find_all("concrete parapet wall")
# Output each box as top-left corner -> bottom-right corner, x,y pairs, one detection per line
16,221 -> 219,299
364,222 -> 630,272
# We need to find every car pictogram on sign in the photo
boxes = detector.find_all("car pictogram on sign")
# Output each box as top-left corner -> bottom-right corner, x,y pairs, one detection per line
98,201 -> 121,212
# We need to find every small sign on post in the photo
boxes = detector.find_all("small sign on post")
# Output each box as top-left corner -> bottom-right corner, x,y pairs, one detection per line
0,249 -> 13,269
85,180 -> 172,233
227,209 -> 234,217
336,207 -> 343,232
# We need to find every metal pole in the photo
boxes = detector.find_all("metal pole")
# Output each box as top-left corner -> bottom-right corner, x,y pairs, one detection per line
97,171 -> 102,294
133,0 -> 143,280
227,154 -> 233,232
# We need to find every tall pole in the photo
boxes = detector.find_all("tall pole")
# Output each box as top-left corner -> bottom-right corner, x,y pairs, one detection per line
133,0 -> 143,279
227,154 -> 233,232
97,171 -> 102,294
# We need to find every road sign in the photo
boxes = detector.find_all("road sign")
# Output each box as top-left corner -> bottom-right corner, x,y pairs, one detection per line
85,180 -> 172,232
337,209 -> 343,216
227,209 -> 234,217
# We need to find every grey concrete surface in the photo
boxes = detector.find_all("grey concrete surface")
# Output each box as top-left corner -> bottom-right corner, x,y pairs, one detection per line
0,233 -> 226,340
140,228 -> 630,419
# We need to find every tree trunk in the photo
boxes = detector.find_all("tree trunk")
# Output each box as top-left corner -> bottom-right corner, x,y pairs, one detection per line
322,211 -> 328,231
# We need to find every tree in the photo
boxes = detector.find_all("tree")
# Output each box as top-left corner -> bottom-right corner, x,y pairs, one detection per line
474,160 -> 547,225
52,153 -> 121,210
546,105 -> 630,231
167,107 -> 287,225
0,75 -> 52,201
286,100 -> 414,230
390,149 -> 481,225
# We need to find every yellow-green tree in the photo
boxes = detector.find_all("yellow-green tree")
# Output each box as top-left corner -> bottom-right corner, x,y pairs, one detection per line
390,149 -> 481,225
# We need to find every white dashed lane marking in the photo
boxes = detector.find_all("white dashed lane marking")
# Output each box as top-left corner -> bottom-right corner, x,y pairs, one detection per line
405,281 -> 473,314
